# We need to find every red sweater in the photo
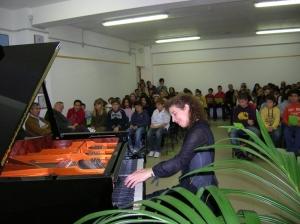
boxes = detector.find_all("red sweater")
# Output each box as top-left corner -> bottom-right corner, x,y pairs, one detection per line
214,92 -> 225,104
205,94 -> 215,104
283,102 -> 300,126
67,108 -> 85,125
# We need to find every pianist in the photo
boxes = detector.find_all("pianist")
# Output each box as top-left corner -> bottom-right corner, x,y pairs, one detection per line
25,102 -> 52,137
125,93 -> 217,195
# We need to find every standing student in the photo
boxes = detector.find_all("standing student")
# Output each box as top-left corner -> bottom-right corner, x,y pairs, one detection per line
214,85 -> 226,120
282,89 -> 300,155
260,95 -> 281,147
125,94 -> 217,195
205,88 -> 215,119
225,84 -> 237,124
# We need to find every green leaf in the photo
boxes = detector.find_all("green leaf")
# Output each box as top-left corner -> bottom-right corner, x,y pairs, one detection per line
221,188 -> 300,220
204,186 -> 240,224
182,164 -> 300,207
74,210 -> 176,224
151,194 -> 205,224
257,214 -> 296,224
140,199 -> 187,223
168,187 -> 221,224
237,210 -> 261,224
256,110 -> 276,149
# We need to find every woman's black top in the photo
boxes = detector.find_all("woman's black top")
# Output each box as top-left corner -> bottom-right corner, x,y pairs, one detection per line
152,120 -> 217,193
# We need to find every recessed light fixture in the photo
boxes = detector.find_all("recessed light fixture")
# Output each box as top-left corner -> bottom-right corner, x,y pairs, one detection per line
255,0 -> 300,7
102,14 -> 168,26
256,28 -> 300,34
155,36 -> 200,44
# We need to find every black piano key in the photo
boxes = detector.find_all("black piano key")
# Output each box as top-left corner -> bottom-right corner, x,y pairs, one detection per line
118,159 -> 138,176
112,176 -> 134,208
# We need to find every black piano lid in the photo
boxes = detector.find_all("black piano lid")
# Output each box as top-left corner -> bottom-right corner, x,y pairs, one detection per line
0,42 -> 60,168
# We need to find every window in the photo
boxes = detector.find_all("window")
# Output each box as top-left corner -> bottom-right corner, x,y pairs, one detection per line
0,34 -> 9,46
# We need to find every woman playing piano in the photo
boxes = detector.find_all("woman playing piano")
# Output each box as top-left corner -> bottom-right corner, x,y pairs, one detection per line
125,93 -> 217,196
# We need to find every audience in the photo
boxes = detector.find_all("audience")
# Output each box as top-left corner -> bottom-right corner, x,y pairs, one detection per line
214,85 -> 226,121
282,89 -> 300,154
260,95 -> 281,147
25,103 -> 51,137
157,78 -> 168,93
107,98 -> 129,132
81,103 -> 92,126
122,97 -> 134,121
195,89 -> 207,112
225,84 -> 237,124
205,88 -> 215,119
128,101 -> 150,154
91,98 -> 107,132
147,98 -> 171,158
67,99 -> 86,127
45,101 -> 76,133
230,92 -> 260,159
32,79 -> 299,155
105,97 -> 113,112
140,95 -> 154,117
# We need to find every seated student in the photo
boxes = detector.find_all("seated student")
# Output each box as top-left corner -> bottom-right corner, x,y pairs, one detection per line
45,101 -> 78,133
282,89 -> 300,155
225,84 -> 237,124
25,103 -> 51,137
67,99 -> 86,127
105,97 -> 114,113
81,103 -> 92,126
230,92 -> 260,159
122,97 -> 133,121
147,98 -> 171,158
91,98 -> 107,132
107,98 -> 129,132
214,85 -> 226,120
140,95 -> 154,117
195,89 -> 207,111
128,101 -> 150,154
260,95 -> 281,147
205,88 -> 215,119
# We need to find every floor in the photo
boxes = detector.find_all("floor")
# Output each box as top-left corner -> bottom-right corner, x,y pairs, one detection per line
144,119 -> 296,220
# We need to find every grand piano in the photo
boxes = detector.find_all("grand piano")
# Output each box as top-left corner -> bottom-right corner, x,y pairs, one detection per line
0,42 -> 144,223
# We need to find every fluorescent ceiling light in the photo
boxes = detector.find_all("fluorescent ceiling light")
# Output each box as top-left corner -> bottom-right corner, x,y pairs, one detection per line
102,14 -> 168,26
256,28 -> 300,34
155,36 -> 200,44
255,0 -> 300,7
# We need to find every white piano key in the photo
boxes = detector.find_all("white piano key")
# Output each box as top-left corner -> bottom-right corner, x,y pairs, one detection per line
133,158 -> 144,209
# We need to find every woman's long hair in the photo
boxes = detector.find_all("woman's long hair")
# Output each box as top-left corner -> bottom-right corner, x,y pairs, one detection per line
165,93 -> 207,125
93,98 -> 105,116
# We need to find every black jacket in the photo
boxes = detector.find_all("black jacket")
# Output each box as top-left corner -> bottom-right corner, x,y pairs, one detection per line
107,109 -> 129,131
152,120 -> 217,193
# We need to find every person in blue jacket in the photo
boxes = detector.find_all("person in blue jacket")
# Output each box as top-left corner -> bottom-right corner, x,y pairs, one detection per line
125,93 -> 217,195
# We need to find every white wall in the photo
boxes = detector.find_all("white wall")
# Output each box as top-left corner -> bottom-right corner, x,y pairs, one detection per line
46,26 -> 137,113
0,8 -> 139,114
147,33 -> 300,92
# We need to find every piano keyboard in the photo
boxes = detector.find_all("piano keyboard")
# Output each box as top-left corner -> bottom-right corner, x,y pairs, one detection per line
112,158 -> 144,208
